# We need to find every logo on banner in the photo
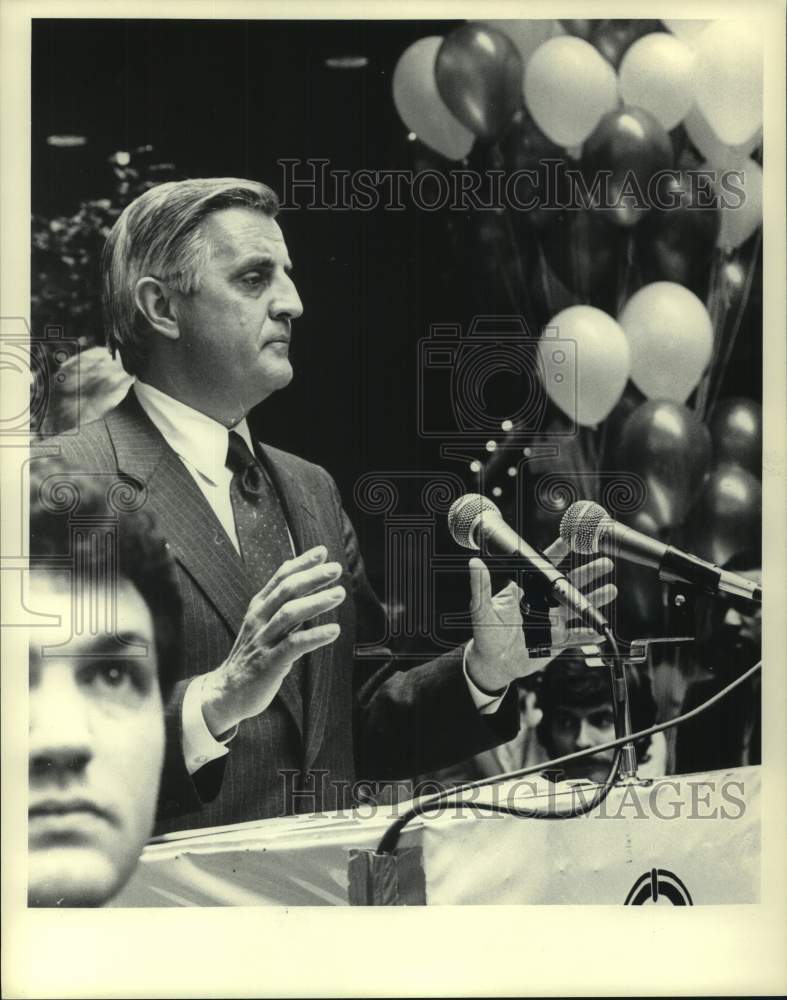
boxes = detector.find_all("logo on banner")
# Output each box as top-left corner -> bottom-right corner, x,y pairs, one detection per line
624,868 -> 693,905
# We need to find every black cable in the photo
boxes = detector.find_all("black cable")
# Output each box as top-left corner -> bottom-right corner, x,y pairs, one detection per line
376,658 -> 762,855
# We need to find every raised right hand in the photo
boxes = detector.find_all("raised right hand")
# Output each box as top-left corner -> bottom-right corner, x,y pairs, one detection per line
201,545 -> 346,737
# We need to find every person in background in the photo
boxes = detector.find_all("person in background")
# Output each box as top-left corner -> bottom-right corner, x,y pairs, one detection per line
536,650 -> 662,783
675,549 -> 761,774
28,461 -> 181,906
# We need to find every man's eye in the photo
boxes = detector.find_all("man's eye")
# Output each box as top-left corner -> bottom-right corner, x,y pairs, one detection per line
591,711 -> 615,729
80,661 -> 148,697
241,269 -> 272,288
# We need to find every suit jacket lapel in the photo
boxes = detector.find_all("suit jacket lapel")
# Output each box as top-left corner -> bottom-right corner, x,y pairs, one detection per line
106,392 -> 253,636
259,445 -> 334,768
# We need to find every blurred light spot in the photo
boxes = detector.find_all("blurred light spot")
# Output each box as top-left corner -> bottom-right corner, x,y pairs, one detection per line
507,467 -> 517,477
501,419 -> 513,432
470,460 -> 481,473
46,135 -> 86,147
492,486 -> 503,497
324,55 -> 368,69
406,131 -> 417,142
486,440 -> 497,452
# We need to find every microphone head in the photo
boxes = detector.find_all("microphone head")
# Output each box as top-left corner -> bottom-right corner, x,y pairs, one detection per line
560,501 -> 609,555
447,493 -> 501,550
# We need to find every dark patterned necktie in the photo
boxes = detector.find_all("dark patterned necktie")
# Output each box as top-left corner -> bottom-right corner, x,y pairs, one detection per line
226,430 -> 293,586
226,430 -> 305,700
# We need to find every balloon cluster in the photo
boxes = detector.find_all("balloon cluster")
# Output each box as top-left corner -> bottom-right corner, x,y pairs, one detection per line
392,18 -> 763,614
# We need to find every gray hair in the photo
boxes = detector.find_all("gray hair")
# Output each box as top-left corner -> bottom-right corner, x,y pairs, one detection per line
101,178 -> 279,375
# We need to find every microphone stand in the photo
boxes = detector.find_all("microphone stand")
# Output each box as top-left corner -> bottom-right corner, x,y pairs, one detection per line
606,636 -> 695,782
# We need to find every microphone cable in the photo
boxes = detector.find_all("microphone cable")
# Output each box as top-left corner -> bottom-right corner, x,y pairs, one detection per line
376,658 -> 762,855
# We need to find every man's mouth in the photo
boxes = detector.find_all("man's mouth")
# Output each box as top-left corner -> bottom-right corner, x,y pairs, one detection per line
29,800 -> 117,827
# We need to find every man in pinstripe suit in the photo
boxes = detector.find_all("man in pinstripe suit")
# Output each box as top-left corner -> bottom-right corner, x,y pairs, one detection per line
42,178 -> 616,834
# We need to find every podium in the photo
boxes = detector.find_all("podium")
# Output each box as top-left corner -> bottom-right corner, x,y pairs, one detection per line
112,767 -> 760,906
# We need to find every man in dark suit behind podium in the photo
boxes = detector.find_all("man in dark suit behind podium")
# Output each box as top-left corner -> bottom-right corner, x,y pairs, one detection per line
43,178 -> 616,834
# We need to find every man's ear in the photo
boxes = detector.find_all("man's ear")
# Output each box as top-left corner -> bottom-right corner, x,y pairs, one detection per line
134,277 -> 181,341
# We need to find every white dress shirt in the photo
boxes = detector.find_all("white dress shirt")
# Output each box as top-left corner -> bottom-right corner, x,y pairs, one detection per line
133,380 -> 508,777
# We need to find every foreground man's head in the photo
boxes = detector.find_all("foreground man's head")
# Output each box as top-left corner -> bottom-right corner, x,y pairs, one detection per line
28,463 -> 182,906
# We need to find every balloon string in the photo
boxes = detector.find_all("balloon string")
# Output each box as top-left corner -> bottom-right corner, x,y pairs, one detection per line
696,248 -> 727,420
706,229 -> 761,421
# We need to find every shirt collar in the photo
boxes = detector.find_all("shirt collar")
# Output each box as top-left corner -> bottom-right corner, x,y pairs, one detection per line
133,380 -> 255,486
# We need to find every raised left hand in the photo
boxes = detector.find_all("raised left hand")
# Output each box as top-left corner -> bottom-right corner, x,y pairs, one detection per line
464,537 -> 617,694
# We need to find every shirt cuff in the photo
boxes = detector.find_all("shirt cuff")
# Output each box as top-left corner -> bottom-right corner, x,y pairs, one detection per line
462,644 -> 510,715
182,675 -> 238,776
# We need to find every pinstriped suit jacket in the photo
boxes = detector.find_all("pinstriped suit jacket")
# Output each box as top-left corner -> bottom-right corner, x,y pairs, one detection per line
41,390 -> 518,833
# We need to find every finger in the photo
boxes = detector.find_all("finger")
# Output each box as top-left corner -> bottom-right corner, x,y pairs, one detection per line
255,546 -> 329,601
468,557 -> 492,617
584,582 -> 617,609
260,561 -> 344,619
281,623 -> 341,660
567,557 -> 614,593
543,536 -> 569,566
265,585 -> 346,642
491,578 -> 525,606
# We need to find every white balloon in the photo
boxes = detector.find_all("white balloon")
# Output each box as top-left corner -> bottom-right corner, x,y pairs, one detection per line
685,104 -> 762,171
714,157 -> 762,250
693,20 -> 763,146
524,36 -> 619,147
539,306 -> 630,427
662,19 -> 711,44
392,37 -> 475,160
619,33 -> 695,131
619,282 -> 713,404
481,19 -> 565,67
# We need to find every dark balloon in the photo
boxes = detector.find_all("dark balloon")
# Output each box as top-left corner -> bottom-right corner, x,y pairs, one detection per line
498,110 -> 569,231
539,209 -> 624,310
615,399 -> 712,530
688,464 -> 762,566
591,19 -> 662,69
435,24 -> 523,141
709,398 -> 762,474
636,170 -> 720,296
560,19 -> 594,40
601,382 -> 647,465
581,107 -> 675,227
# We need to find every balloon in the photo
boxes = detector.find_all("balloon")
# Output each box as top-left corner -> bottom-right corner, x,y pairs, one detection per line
619,33 -> 696,132
601,381 -> 647,464
539,305 -> 630,427
498,110 -> 568,231
715,157 -> 762,250
539,209 -> 624,308
693,21 -> 763,146
662,19 -> 711,44
619,282 -> 713,403
591,19 -> 662,69
689,464 -> 761,566
581,107 -> 674,227
616,399 -> 712,530
560,20 -> 594,41
684,105 -> 762,171
392,37 -> 475,160
435,24 -> 523,141
523,36 -> 618,147
482,19 -> 564,67
636,169 -> 720,296
709,398 -> 762,474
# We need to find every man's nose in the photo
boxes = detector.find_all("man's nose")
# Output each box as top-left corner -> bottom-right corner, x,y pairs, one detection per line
29,673 -> 93,781
575,720 -> 596,750
271,273 -> 304,321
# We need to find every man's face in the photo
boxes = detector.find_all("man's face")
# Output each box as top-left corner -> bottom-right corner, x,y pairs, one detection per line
173,207 -> 304,422
546,701 -> 616,783
28,571 -> 164,906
